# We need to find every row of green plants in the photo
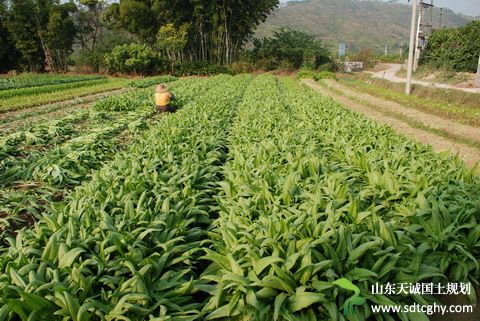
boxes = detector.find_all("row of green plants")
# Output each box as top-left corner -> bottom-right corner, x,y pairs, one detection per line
200,75 -> 480,321
0,88 -> 132,129
0,79 -> 110,100
0,74 -> 105,91
0,78 -> 129,113
296,69 -> 337,81
94,90 -> 155,112
0,75 -> 253,320
127,76 -> 177,89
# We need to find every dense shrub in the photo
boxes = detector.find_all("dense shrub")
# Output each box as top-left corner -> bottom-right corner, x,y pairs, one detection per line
296,69 -> 316,79
296,69 -> 337,81
172,61 -> 231,76
422,21 -> 480,72
249,29 -> 332,71
313,70 -> 337,81
317,61 -> 340,72
104,43 -> 167,75
228,61 -> 255,74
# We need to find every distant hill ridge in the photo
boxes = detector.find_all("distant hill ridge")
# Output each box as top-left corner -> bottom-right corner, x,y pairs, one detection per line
256,0 -> 476,53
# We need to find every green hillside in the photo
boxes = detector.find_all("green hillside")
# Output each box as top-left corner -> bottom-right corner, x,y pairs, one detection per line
256,0 -> 476,54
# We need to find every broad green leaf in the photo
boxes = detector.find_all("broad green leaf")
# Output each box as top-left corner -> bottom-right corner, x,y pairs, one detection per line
287,292 -> 327,312
59,248 -> 85,269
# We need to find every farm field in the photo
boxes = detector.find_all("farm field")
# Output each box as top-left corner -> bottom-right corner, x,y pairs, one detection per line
0,75 -> 131,114
302,77 -> 480,172
0,74 -> 480,321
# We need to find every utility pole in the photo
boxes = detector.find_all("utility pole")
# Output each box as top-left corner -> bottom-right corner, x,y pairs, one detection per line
430,0 -> 433,29
439,7 -> 443,28
476,52 -> 480,87
385,44 -> 388,56
400,42 -> 404,59
413,3 -> 424,71
406,0 -> 418,95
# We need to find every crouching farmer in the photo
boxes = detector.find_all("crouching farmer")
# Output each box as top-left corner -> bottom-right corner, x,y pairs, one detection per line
155,84 -> 176,113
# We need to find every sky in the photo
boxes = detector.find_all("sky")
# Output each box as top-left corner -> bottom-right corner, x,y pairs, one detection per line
279,0 -> 480,16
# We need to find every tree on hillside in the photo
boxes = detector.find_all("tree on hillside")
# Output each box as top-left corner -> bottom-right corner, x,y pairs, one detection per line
422,21 -> 480,72
250,29 -> 331,70
106,0 -> 279,64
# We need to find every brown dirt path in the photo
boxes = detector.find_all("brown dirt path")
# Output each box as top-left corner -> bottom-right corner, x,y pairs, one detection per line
301,79 -> 480,171
321,79 -> 480,146
367,63 -> 480,94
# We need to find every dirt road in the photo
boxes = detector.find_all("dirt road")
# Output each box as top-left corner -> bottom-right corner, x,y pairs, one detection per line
301,79 -> 480,171
367,64 -> 480,94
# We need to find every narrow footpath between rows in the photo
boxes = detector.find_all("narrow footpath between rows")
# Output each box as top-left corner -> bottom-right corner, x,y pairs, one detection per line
301,78 -> 480,171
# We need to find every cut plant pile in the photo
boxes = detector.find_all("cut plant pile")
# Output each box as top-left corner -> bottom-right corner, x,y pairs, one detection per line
0,75 -> 479,321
